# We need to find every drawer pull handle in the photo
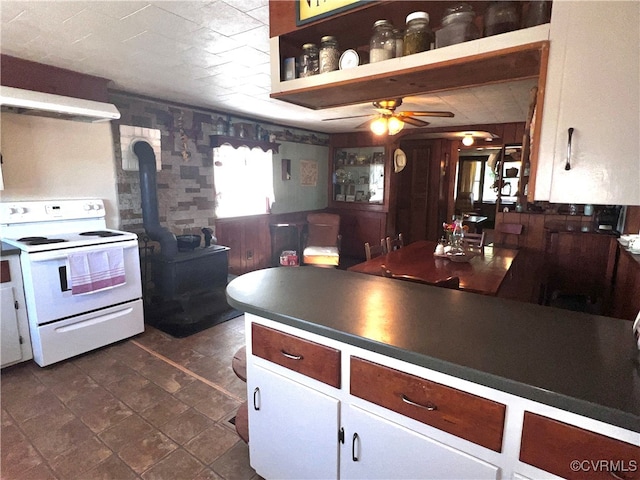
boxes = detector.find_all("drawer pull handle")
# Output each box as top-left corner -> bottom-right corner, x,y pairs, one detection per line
352,433 -> 360,462
280,350 -> 303,361
401,394 -> 437,411
253,387 -> 261,411
565,127 -> 574,171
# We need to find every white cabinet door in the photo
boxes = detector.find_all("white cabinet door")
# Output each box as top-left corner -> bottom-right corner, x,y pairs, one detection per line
535,1 -> 640,204
341,405 -> 500,480
247,364 -> 340,480
1,285 -> 22,366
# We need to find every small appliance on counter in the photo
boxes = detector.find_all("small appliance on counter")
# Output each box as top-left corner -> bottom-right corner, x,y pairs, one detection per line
594,205 -> 624,234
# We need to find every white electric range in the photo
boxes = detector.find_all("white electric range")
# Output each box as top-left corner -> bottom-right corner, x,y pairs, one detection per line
0,199 -> 144,366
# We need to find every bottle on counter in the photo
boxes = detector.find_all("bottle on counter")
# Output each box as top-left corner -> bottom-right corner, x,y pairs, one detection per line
436,2 -> 480,48
319,36 -> 340,73
299,43 -> 319,77
369,20 -> 395,63
403,11 -> 433,55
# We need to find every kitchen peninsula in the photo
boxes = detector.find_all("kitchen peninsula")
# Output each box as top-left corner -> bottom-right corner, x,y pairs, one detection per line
227,267 -> 639,479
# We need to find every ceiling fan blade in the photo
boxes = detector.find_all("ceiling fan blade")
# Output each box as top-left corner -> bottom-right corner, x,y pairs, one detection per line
399,111 -> 455,118
356,118 -> 374,129
401,116 -> 430,127
322,113 -> 373,121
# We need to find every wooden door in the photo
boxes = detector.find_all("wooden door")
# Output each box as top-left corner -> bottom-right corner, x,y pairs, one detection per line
395,140 -> 447,243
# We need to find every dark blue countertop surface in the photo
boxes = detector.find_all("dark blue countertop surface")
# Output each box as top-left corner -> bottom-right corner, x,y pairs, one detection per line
227,267 -> 640,433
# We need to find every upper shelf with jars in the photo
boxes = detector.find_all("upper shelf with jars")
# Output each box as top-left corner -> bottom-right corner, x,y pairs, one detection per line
269,1 -> 552,109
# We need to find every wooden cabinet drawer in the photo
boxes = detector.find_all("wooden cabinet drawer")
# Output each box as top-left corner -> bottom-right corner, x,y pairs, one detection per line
350,357 -> 505,452
520,412 -> 640,479
251,323 -> 341,388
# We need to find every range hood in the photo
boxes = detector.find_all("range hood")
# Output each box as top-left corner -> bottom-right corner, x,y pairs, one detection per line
0,86 -> 120,123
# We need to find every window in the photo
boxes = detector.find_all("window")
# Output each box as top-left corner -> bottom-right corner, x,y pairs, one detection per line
213,144 -> 275,218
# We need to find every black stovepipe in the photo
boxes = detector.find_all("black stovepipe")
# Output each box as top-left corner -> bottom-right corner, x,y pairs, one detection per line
134,141 -> 178,258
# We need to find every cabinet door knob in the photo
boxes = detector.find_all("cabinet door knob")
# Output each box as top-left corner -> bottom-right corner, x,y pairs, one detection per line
565,127 -> 574,171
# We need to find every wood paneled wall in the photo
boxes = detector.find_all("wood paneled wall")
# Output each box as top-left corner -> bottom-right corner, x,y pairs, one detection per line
1,54 -> 110,102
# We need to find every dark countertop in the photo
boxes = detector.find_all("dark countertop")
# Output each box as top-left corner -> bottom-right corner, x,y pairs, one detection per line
0,242 -> 21,256
227,267 -> 640,432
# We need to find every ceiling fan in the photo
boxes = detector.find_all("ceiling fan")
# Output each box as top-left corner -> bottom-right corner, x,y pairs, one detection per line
323,98 -> 454,135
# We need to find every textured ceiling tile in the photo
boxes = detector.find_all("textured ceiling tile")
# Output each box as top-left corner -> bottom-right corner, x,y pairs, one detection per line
179,28 -> 241,55
230,25 -> 269,53
198,2 -> 263,36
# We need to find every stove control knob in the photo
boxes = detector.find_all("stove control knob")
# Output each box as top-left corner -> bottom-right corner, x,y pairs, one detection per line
10,206 -> 27,215
84,204 -> 92,211
93,203 -> 102,211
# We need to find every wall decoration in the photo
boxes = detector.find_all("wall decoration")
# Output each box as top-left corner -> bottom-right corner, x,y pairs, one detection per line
300,160 -> 318,186
282,158 -> 292,181
297,0 -> 361,25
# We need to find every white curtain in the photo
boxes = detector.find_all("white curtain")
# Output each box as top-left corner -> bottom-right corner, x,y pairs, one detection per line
213,144 -> 275,218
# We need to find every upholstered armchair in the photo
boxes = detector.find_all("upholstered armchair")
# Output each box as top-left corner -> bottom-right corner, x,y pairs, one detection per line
302,213 -> 341,267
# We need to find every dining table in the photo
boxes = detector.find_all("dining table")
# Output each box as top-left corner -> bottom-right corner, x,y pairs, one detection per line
347,240 -> 519,296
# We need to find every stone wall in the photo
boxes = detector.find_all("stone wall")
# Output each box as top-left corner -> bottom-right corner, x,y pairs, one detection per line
109,91 -> 328,240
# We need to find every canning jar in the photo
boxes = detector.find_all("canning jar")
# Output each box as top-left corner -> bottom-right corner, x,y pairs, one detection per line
523,0 -> 551,27
436,3 -> 480,48
319,36 -> 340,73
299,43 -> 319,77
484,1 -> 519,36
392,28 -> 404,57
369,20 -> 395,63
403,11 -> 433,55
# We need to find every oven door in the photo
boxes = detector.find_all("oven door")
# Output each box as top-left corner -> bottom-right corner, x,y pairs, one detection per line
20,239 -> 142,325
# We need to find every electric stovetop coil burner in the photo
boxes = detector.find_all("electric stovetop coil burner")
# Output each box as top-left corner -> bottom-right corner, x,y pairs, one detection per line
17,236 -> 68,245
80,231 -> 125,237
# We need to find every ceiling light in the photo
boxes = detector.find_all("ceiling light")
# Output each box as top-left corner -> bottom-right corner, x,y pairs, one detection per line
462,134 -> 474,146
370,116 -> 388,135
387,116 -> 405,135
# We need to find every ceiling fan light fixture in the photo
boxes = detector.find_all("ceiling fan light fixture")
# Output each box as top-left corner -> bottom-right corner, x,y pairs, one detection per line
462,133 -> 475,146
370,116 -> 388,135
387,116 -> 405,135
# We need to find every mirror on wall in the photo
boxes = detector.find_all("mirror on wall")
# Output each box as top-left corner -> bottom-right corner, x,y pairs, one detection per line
454,147 -> 502,215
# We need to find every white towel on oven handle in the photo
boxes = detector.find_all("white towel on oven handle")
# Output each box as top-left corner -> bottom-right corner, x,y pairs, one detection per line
67,248 -> 126,295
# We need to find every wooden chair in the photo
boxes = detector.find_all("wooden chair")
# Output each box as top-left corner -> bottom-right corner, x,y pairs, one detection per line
385,233 -> 404,252
462,232 -> 486,248
364,239 -> 387,260
493,223 -> 523,248
381,265 -> 460,290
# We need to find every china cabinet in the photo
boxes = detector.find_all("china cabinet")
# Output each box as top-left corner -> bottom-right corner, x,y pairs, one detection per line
332,146 -> 385,205
534,1 -> 640,204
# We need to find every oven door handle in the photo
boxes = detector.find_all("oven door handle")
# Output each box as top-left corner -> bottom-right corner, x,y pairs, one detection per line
27,241 -> 139,262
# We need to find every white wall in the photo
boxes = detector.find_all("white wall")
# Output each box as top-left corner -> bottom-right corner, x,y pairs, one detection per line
271,141 -> 329,214
0,113 -> 120,227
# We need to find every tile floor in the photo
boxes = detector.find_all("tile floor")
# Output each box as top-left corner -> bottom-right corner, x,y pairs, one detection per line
1,315 -> 260,480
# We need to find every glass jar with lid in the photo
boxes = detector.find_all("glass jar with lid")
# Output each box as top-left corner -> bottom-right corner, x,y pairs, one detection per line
319,36 -> 340,73
436,3 -> 480,48
403,11 -> 433,55
369,20 -> 395,63
484,1 -> 519,37
299,43 -> 319,77
392,28 -> 404,57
